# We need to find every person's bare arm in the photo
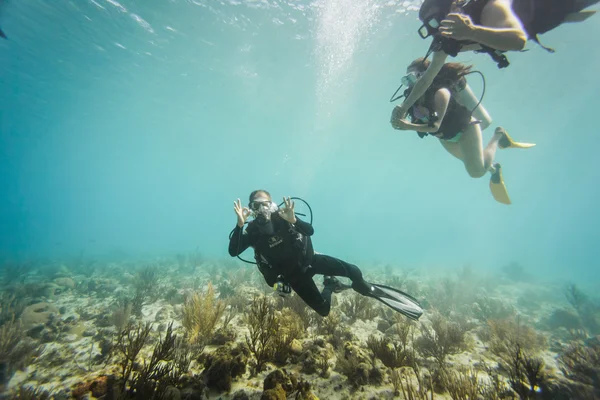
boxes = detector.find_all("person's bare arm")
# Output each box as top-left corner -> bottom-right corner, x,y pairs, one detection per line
391,89 -> 451,135
439,0 -> 527,51
391,50 -> 447,126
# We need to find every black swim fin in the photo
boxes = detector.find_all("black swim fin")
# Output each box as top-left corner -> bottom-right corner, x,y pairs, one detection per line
365,283 -> 424,321
0,27 -> 6,39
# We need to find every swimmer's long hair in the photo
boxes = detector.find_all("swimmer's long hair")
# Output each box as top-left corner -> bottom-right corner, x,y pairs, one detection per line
409,57 -> 472,92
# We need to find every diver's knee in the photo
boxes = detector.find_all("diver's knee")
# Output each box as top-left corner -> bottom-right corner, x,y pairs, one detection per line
465,163 -> 486,178
345,263 -> 364,281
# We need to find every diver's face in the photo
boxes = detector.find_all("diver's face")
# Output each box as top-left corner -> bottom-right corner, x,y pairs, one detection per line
249,194 -> 275,215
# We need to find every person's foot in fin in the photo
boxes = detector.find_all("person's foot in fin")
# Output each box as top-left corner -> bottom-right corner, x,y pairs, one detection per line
366,283 -> 424,321
496,127 -> 535,149
323,276 -> 351,293
489,163 -> 511,205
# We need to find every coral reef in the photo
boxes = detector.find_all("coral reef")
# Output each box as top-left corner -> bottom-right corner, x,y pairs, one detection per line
0,255 -> 597,400
334,341 -> 384,388
201,343 -> 248,392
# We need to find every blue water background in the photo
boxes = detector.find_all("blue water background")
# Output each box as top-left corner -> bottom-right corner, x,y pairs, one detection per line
1,0 -> 598,288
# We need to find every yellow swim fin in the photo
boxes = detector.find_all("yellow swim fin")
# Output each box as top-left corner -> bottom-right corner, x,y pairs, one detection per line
498,129 -> 536,149
490,163 -> 511,205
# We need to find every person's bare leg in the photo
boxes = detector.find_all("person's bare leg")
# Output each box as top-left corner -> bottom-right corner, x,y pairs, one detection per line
439,139 -> 463,161
458,125 -> 504,178
454,84 -> 492,131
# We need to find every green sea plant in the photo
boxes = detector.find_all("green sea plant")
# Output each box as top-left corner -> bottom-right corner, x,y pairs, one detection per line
545,308 -> 583,331
182,282 -> 226,348
111,297 -> 133,331
244,295 -> 277,374
366,334 -> 415,369
480,363 -> 509,400
392,366 -> 435,400
558,339 -> 600,388
384,270 -> 410,292
217,279 -> 236,299
484,316 -> 546,362
425,276 -> 472,316
440,366 -> 481,400
314,309 -> 354,349
564,283 -> 600,335
565,283 -> 588,314
11,385 -> 53,399
133,265 -> 161,303
0,317 -> 40,381
414,312 -> 470,366
112,321 -> 198,398
131,322 -> 187,397
227,292 -> 249,313
502,344 -> 547,399
277,293 -> 312,330
472,294 -> 516,322
0,292 -> 25,325
388,311 -> 416,350
243,295 -> 304,374
340,292 -> 378,323
271,307 -> 304,365
115,321 -> 152,391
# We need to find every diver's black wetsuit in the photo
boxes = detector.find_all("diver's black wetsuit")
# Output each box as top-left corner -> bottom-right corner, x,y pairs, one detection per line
228,213 -> 371,317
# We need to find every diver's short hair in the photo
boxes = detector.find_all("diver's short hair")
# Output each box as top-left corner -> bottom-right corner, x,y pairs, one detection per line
249,190 -> 272,204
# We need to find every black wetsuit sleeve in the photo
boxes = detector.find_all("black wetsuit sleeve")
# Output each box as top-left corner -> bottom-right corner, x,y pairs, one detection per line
294,217 -> 314,236
228,225 -> 253,257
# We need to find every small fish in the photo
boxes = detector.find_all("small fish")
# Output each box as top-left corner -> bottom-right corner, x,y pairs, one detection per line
0,27 -> 6,39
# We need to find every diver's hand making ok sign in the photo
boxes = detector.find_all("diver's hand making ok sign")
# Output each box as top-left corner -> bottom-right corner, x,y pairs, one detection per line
278,197 -> 296,224
233,198 -> 252,227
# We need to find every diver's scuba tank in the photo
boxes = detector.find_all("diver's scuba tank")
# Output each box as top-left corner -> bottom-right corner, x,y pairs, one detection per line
273,275 -> 292,297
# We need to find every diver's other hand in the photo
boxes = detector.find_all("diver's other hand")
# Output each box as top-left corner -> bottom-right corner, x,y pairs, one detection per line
439,13 -> 474,41
391,105 -> 408,123
391,118 -> 412,131
278,196 -> 296,224
234,198 -> 251,227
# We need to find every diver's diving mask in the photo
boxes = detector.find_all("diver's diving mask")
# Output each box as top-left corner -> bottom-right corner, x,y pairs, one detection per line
249,198 -> 279,234
249,199 -> 278,216
418,16 -> 441,39
401,71 -> 420,87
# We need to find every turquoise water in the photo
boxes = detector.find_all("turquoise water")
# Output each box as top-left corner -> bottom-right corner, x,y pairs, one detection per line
1,0 -> 599,288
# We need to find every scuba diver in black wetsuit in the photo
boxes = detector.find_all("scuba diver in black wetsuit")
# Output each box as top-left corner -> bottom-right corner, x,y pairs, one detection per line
390,0 -> 599,127
228,190 -> 423,320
